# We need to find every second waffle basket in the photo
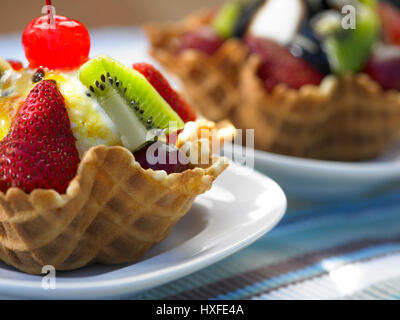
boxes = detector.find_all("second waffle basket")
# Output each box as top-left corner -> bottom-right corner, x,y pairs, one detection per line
147,10 -> 400,161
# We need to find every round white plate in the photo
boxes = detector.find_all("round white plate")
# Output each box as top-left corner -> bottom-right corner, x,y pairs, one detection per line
252,145 -> 400,201
0,163 -> 286,299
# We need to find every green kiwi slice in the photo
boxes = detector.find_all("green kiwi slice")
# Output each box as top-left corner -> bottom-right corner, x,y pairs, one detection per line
313,3 -> 380,74
212,0 -> 243,39
78,55 -> 184,152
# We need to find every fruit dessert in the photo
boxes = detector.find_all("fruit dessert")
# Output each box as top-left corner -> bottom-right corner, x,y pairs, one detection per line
147,0 -> 400,161
0,3 -> 233,274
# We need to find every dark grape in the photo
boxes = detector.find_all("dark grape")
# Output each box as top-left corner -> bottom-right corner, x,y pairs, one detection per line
133,141 -> 190,174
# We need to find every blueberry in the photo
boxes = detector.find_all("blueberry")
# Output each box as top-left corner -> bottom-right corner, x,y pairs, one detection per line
32,69 -> 45,83
384,0 -> 400,10
289,20 -> 331,75
233,0 -> 265,38
305,0 -> 334,17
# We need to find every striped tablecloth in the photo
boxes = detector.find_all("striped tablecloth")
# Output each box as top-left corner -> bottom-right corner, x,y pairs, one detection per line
136,191 -> 400,300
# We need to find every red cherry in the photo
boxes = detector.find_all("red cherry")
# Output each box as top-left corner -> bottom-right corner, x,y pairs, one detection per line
22,15 -> 90,70
6,60 -> 24,71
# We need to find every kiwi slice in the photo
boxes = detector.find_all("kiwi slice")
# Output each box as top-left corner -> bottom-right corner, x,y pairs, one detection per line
212,0 -> 244,39
313,4 -> 380,74
79,55 -> 184,152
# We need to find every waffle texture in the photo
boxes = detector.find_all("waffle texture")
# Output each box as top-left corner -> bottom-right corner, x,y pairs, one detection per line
146,10 -> 400,161
0,144 -> 228,274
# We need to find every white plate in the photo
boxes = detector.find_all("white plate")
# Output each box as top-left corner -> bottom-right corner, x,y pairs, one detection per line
0,163 -> 286,299
252,146 -> 400,201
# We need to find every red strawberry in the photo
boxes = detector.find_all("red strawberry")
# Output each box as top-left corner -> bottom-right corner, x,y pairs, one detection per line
178,27 -> 224,56
6,60 -> 23,71
378,2 -> 400,46
0,80 -> 80,194
133,63 -> 197,122
245,36 -> 324,92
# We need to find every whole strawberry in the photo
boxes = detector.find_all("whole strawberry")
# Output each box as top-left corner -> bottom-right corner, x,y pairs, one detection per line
0,80 -> 80,194
133,63 -> 197,123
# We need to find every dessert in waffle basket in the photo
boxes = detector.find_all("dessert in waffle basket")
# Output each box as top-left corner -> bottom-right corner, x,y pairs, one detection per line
0,139 -> 229,275
147,0 -> 400,161
0,8 -> 234,274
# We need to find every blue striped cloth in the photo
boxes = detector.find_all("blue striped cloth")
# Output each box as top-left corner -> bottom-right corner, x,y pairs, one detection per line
135,191 -> 400,300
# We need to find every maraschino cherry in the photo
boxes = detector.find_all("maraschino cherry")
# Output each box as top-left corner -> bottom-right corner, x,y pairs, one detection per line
22,0 -> 90,70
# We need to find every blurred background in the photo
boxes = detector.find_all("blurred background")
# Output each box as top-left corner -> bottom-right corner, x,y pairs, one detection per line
0,0 -> 225,34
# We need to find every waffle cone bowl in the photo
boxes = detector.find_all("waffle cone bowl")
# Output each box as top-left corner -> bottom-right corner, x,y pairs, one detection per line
147,11 -> 400,161
0,143 -> 228,274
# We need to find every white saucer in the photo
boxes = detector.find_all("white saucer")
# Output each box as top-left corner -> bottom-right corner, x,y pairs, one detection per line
252,146 -> 400,200
0,163 -> 286,299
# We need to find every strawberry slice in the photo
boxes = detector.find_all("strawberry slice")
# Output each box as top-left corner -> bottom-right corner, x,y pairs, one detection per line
378,2 -> 400,45
0,80 -> 80,194
133,63 -> 197,123
245,36 -> 324,92
178,27 -> 224,56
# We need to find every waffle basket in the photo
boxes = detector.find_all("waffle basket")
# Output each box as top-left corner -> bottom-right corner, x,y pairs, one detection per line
146,10 -> 400,161
0,123 -> 230,274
